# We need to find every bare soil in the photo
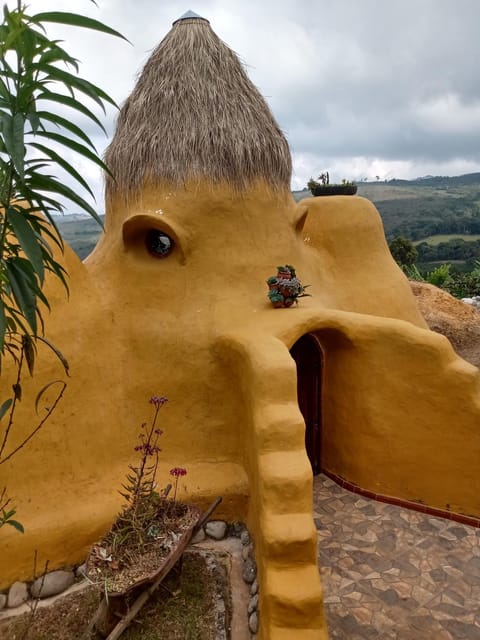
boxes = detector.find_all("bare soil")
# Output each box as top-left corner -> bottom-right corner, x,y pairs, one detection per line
410,281 -> 480,368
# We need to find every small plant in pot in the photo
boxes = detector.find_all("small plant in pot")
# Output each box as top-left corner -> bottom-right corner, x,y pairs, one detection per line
267,265 -> 311,308
308,171 -> 357,196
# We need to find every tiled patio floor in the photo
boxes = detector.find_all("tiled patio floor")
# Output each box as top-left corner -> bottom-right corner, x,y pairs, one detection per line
314,474 -> 480,639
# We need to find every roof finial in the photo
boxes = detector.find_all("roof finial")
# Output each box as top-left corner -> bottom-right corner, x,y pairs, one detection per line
173,10 -> 209,25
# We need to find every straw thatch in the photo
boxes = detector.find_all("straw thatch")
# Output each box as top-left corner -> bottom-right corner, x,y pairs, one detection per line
105,16 -> 292,202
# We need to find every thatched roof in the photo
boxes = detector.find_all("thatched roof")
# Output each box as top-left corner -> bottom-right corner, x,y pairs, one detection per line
105,14 -> 291,202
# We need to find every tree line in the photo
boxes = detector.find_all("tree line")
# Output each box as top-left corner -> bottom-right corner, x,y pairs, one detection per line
416,238 -> 480,262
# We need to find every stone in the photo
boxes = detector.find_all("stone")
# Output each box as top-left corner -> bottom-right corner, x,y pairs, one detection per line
248,594 -> 259,614
190,527 -> 206,544
242,557 -> 257,584
30,570 -> 74,599
240,529 -> 250,546
440,619 -> 480,638
242,544 -> 252,561
465,556 -> 480,575
429,567 -> 448,583
248,611 -> 259,634
7,581 -> 29,608
205,520 -> 227,540
250,578 -> 258,595
378,588 -> 401,606
0,594 -> 7,610
228,521 -> 246,538
75,563 -> 87,579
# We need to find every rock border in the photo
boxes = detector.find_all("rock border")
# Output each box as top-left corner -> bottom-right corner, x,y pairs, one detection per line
1,518 -> 259,638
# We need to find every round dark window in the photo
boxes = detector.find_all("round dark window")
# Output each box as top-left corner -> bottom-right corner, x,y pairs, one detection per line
145,229 -> 174,258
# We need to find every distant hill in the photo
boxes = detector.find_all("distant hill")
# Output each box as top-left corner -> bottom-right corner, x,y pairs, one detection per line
58,173 -> 480,259
387,173 -> 480,188
358,175 -> 480,242
296,173 -> 480,243
55,214 -> 104,260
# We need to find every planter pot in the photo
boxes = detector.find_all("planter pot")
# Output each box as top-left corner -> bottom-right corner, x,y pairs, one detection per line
270,298 -> 297,308
278,286 -> 295,299
310,184 -> 357,196
86,503 -> 201,597
86,503 -> 202,637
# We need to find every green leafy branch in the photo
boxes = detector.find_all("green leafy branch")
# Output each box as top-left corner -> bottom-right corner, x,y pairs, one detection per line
0,1 -> 127,533
0,486 -> 23,531
0,3 -> 127,353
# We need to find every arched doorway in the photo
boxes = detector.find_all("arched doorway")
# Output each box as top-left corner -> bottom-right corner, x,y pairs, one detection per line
290,333 -> 323,475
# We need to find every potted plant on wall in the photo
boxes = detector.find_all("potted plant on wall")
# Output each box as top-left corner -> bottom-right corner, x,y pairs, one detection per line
267,265 -> 310,308
308,171 -> 357,196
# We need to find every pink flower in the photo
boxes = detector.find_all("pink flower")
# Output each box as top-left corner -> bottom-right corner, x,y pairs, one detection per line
170,467 -> 187,478
150,396 -> 168,407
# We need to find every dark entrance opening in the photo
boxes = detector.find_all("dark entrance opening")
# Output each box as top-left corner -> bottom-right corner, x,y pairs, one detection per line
290,333 -> 323,475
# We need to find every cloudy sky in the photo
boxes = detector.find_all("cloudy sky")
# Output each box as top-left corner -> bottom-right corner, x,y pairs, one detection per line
28,0 -> 480,213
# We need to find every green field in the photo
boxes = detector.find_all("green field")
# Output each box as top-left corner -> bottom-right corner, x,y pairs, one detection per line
414,234 -> 480,246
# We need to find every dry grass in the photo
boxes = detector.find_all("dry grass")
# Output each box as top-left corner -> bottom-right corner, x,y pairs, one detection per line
412,234 -> 480,246
105,16 -> 291,203
87,502 -> 199,595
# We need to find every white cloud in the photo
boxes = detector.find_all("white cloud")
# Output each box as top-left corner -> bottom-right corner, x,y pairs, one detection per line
414,94 -> 480,135
22,0 -> 480,213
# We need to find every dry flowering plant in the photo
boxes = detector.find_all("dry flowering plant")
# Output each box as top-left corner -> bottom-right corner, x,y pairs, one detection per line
87,396 -> 195,594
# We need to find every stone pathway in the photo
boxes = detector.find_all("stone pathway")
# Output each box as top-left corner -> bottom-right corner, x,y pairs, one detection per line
314,474 -> 480,639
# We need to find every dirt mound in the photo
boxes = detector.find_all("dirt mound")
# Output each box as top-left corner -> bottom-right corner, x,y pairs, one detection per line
410,281 -> 480,368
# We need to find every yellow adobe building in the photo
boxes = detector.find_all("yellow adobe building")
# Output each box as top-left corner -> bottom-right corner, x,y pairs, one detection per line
1,12 -> 480,640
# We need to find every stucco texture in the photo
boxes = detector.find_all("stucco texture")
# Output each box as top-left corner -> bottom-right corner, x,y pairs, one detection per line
1,187 -> 480,640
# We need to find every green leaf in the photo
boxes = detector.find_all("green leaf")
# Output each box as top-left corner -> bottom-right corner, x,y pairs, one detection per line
22,333 -> 35,376
28,142 -> 95,198
5,259 -> 37,334
21,22 -> 37,66
43,258 -> 69,295
0,75 -> 11,102
2,112 -> 25,179
35,91 -> 107,133
0,298 -> 5,353
33,111 -> 97,150
3,306 -> 29,338
7,206 -> 45,282
6,519 -> 24,533
32,130 -> 110,176
31,12 -> 129,43
36,337 -> 69,376
26,109 -> 41,134
27,172 -> 104,226
30,62 -> 117,111
37,43 -> 79,72
20,181 -> 65,218
12,257 -> 50,310
0,398 -> 12,421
